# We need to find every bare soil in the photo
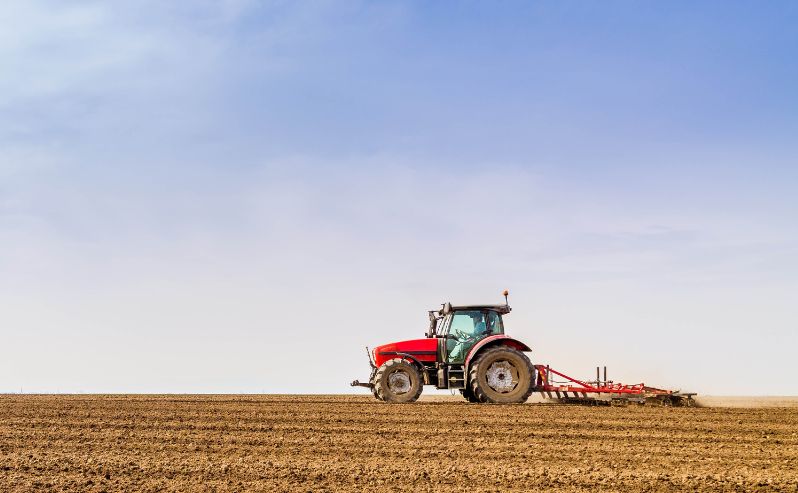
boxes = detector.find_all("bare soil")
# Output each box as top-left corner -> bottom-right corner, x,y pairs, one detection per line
1,395 -> 796,492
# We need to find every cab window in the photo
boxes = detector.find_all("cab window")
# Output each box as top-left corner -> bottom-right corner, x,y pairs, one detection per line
449,311 -> 486,338
486,311 -> 504,335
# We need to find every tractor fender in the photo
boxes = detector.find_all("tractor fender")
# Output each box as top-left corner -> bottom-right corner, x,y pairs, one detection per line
379,351 -> 424,369
464,335 -> 532,373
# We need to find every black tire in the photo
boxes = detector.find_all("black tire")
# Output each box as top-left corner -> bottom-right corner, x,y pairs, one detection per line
374,358 -> 423,403
468,346 -> 534,404
459,387 -> 481,403
370,377 -> 383,401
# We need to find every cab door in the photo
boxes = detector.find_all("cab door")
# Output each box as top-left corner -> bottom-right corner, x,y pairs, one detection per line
444,310 -> 490,364
436,314 -> 451,363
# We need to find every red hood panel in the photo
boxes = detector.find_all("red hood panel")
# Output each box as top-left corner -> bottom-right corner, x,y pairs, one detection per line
374,338 -> 438,366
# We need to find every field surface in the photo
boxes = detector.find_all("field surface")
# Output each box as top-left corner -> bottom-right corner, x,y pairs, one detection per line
1,395 -> 797,492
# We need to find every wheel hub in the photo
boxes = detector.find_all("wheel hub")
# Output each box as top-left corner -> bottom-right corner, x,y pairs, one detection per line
486,361 -> 519,393
387,371 -> 411,394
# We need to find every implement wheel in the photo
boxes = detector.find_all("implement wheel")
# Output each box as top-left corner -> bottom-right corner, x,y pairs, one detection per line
468,346 -> 534,404
374,358 -> 423,403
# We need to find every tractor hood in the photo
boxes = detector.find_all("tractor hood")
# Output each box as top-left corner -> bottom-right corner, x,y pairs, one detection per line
373,338 -> 438,367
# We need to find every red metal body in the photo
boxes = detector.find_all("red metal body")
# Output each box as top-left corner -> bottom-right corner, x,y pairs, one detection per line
373,335 -> 532,369
373,338 -> 437,367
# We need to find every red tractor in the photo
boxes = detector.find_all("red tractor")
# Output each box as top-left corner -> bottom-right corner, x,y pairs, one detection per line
351,291 -> 535,403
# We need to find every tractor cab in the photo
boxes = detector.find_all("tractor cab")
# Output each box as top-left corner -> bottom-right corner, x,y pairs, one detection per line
427,303 -> 511,364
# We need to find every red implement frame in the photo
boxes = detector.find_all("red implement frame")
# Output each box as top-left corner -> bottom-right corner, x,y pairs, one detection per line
533,364 -> 695,406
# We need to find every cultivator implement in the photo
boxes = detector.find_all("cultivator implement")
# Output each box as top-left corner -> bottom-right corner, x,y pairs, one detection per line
533,364 -> 696,406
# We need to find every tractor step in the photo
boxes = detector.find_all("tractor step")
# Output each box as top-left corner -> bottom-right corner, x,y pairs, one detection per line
447,365 -> 466,389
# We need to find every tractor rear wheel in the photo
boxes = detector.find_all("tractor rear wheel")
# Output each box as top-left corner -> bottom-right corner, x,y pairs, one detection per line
459,387 -> 481,403
374,358 -> 423,403
468,346 -> 534,404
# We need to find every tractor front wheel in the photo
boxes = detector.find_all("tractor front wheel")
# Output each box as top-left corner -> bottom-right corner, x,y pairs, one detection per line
468,346 -> 534,404
374,358 -> 423,403
370,376 -> 382,401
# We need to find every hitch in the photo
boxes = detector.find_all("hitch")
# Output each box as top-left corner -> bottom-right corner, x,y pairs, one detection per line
350,346 -> 377,389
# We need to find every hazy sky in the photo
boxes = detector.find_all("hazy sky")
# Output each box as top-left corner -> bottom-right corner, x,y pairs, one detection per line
2,1 -> 796,395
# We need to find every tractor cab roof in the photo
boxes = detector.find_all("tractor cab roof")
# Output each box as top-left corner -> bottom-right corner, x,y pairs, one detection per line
437,304 -> 511,315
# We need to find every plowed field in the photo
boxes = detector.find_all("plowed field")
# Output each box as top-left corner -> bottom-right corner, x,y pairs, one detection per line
1,395 -> 796,492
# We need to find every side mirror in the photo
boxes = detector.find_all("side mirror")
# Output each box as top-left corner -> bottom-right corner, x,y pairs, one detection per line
427,311 -> 440,338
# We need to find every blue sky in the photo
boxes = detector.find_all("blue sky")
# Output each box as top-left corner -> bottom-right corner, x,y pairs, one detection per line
1,1 -> 796,394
